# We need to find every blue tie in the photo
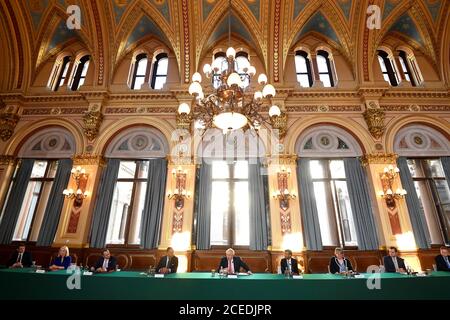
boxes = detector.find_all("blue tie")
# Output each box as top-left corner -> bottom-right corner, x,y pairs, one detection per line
445,256 -> 450,268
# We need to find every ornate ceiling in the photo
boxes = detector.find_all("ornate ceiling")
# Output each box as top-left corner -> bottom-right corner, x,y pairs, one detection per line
0,0 -> 449,91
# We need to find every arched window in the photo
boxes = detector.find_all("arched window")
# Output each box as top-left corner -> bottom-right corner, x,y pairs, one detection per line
103,127 -> 169,245
394,125 -> 450,245
235,51 -> 250,88
151,53 -> 168,90
377,50 -> 398,86
49,56 -> 71,91
296,126 -> 363,248
316,50 -> 334,87
295,50 -> 313,87
397,50 -> 423,86
130,53 -> 148,90
212,52 -> 227,89
70,55 -> 90,91
0,128 -> 75,242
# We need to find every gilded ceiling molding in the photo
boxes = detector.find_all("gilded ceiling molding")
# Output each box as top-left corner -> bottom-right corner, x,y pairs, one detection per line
273,0 -> 281,82
91,0 -> 105,86
321,0 -> 352,60
4,0 -> 24,89
363,105 -> 385,140
104,107 -> 176,114
0,155 -> 17,166
72,154 -> 106,167
410,2 -> 437,64
181,0 -> 190,83
285,105 -> 362,112
360,153 -> 398,166
381,105 -> 450,112
83,109 -> 103,141
22,108 -> 88,115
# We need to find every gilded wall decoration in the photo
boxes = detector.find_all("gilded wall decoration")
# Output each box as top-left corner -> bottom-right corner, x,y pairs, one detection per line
0,113 -> 20,141
82,110 -> 103,141
360,153 -> 398,166
363,107 -> 385,140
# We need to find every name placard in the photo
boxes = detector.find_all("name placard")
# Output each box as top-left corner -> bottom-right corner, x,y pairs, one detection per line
35,270 -> 45,274
227,274 -> 238,279
354,274 -> 364,279
83,272 -> 93,276
292,275 -> 303,279
155,274 -> 165,278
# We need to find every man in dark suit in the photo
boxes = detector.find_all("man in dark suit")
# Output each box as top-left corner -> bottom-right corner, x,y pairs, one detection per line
218,248 -> 252,274
435,246 -> 450,272
156,247 -> 178,274
94,249 -> 117,273
329,247 -> 354,274
8,243 -> 33,268
383,246 -> 406,273
280,249 -> 300,275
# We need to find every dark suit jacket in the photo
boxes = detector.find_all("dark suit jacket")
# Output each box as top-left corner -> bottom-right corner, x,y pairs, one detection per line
94,256 -> 117,272
218,256 -> 250,273
8,251 -> 33,268
383,255 -> 406,273
280,258 -> 299,274
435,255 -> 450,272
156,255 -> 178,273
329,257 -> 354,274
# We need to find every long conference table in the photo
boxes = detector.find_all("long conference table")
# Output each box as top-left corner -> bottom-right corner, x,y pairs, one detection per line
1,268 -> 449,300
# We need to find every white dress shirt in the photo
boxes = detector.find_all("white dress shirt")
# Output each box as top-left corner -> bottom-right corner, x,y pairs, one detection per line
102,258 -> 109,270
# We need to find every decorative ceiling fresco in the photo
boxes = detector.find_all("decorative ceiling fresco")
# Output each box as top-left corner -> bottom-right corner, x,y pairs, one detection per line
0,0 -> 448,90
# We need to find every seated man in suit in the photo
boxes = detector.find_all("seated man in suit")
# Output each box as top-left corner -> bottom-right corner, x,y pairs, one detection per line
280,249 -> 300,275
218,248 -> 252,275
383,246 -> 406,273
329,247 -> 354,274
156,247 -> 178,274
8,243 -> 33,268
94,249 -> 117,273
435,246 -> 450,272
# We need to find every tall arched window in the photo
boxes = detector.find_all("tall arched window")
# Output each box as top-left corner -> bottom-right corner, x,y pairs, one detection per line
151,53 -> 168,90
101,127 -> 169,246
397,50 -> 423,86
296,126 -> 365,248
0,128 -> 75,243
398,51 -> 415,86
295,50 -> 313,87
130,53 -> 148,90
212,52 -> 227,89
377,50 -> 398,86
49,56 -> 71,91
70,55 -> 90,91
394,125 -> 450,245
235,51 -> 250,89
316,50 -> 334,87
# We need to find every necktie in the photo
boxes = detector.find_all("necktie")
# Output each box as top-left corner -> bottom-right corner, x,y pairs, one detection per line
165,257 -> 170,268
228,260 -> 233,274
103,259 -> 109,270
444,256 -> 450,268
17,253 -> 22,263
392,257 -> 399,271
287,259 -> 291,273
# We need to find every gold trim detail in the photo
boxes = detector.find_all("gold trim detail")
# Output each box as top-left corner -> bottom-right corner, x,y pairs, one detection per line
72,154 -> 106,166
0,113 -> 20,141
360,153 -> 398,166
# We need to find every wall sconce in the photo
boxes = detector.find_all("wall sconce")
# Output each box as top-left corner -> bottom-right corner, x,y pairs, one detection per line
377,165 -> 407,201
272,166 -> 296,211
63,166 -> 89,204
167,167 -> 191,210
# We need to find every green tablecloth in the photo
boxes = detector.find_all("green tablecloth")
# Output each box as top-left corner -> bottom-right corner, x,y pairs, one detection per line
1,268 -> 449,300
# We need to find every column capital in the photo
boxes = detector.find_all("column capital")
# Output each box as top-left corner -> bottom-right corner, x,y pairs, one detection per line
0,155 -> 17,165
361,153 -> 398,166
72,154 -> 106,166
267,154 -> 297,165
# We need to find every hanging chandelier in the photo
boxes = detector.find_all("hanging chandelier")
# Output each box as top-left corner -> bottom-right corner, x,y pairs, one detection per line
177,1 -> 284,136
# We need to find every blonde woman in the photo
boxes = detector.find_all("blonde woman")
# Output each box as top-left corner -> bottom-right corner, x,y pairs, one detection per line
49,246 -> 72,271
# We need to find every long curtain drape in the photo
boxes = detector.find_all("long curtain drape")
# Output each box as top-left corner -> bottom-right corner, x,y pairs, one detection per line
194,161 -> 212,250
441,157 -> 450,189
397,157 -> 431,249
343,158 -> 379,250
36,159 -> 72,246
297,158 -> 323,250
248,160 -> 269,250
140,158 -> 168,249
0,159 -> 35,244
89,158 -> 120,248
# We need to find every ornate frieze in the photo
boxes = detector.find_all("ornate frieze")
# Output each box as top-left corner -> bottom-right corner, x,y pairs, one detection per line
83,110 -> 103,141
22,108 -> 88,115
360,153 -> 398,166
0,112 -> 20,141
0,155 -> 17,165
363,107 -> 385,140
286,105 -> 362,112
72,154 -> 106,167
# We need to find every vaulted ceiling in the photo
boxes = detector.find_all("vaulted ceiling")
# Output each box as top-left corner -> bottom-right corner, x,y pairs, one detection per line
0,0 -> 449,91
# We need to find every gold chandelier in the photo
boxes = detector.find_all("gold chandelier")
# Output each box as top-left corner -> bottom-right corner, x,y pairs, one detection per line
177,1 -> 284,135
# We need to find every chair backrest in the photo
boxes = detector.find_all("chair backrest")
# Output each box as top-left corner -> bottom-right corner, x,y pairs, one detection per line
327,265 -> 331,274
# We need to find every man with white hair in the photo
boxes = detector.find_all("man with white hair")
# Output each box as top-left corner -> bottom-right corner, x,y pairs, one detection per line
218,248 -> 252,274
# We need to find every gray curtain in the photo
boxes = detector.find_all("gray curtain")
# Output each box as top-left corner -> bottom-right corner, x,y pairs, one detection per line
297,158 -> 323,250
90,158 -> 120,248
397,157 -> 431,249
441,157 -> 450,188
0,159 -> 35,244
194,161 -> 212,250
36,159 -> 73,247
343,158 -> 379,250
248,160 -> 269,250
140,158 -> 168,249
